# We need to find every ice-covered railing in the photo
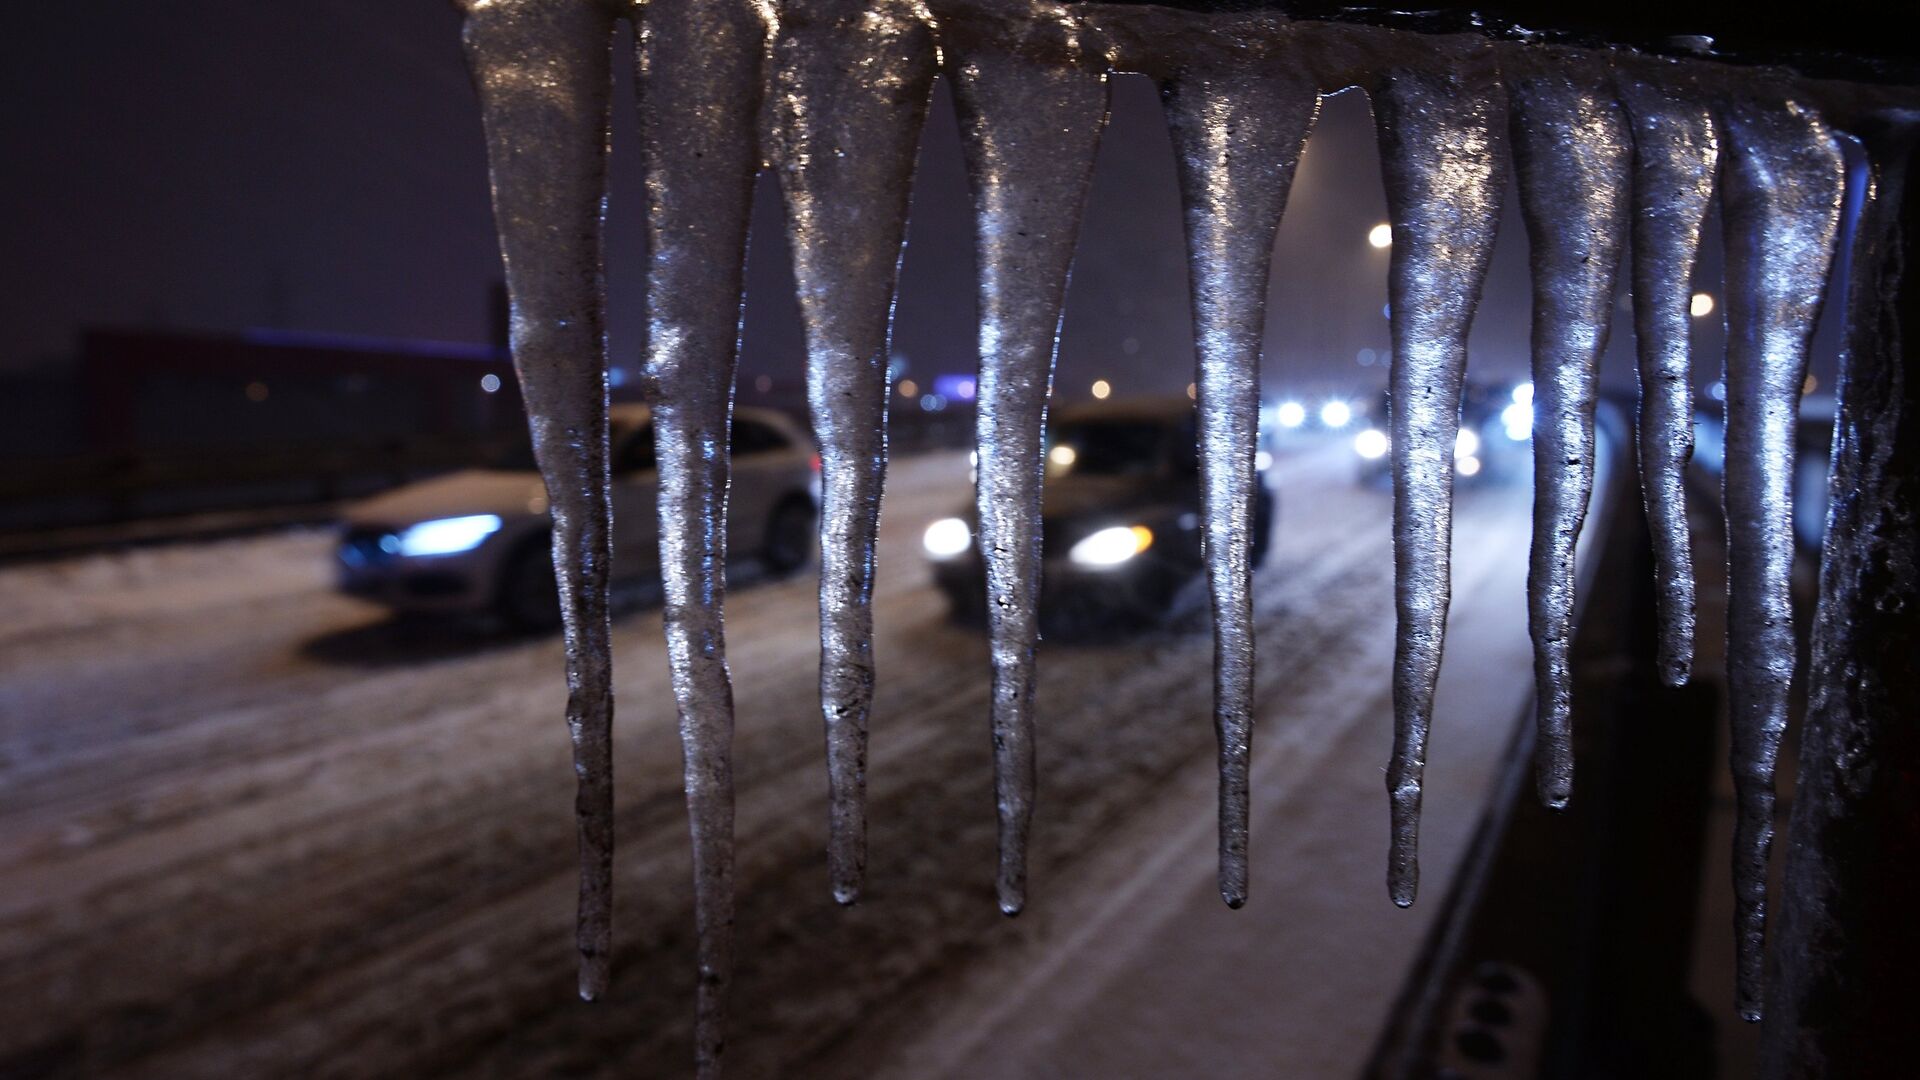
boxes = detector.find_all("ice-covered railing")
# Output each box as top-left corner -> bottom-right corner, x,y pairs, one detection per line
456,1 -> 1920,1074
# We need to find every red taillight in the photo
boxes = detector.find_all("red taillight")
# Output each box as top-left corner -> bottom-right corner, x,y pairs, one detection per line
809,453 -> 822,473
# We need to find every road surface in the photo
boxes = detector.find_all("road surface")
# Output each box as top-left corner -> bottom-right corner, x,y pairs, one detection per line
1,439 -> 1547,1078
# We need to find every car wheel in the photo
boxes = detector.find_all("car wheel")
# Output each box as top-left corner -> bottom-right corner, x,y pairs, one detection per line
762,496 -> 816,576
497,535 -> 563,632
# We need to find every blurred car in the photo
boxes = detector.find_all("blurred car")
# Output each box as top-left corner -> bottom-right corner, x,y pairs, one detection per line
337,404 -> 819,628
923,397 -> 1275,624
1353,380 -> 1531,486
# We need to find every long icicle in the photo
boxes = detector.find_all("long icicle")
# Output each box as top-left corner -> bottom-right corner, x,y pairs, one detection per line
461,0 -> 618,1002
1161,24 -> 1317,909
1508,57 -> 1632,810
1373,58 -> 1507,906
1618,70 -> 1717,688
1716,95 -> 1844,1022
946,8 -> 1110,916
635,0 -> 766,1071
771,0 -> 936,907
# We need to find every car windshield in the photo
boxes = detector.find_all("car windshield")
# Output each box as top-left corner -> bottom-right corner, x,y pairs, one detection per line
1048,420 -> 1167,477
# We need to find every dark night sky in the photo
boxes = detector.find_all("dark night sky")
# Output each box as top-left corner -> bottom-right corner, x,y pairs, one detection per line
2,1 -> 1848,404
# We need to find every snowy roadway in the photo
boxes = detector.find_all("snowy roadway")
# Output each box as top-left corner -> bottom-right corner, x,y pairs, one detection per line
0,440 -> 1546,1078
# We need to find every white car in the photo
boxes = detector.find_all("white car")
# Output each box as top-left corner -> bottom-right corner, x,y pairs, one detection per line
336,404 -> 819,628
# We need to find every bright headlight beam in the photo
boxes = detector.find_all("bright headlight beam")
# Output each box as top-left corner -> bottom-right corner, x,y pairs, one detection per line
923,517 -> 972,558
397,514 -> 503,557
1320,400 -> 1352,428
1068,525 -> 1153,568
1455,428 -> 1480,458
1276,401 -> 1306,428
1354,428 -> 1389,460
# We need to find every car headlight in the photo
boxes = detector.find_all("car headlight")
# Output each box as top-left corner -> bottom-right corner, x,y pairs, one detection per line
923,517 -> 972,558
396,514 -> 503,556
1454,428 -> 1481,458
1354,428 -> 1389,460
1068,525 -> 1154,568
1501,401 -> 1532,441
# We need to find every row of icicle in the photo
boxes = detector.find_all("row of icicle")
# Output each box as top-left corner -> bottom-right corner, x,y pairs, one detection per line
458,0 -> 1857,1072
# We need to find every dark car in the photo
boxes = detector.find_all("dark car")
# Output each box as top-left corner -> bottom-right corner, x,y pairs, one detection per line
923,398 -> 1275,624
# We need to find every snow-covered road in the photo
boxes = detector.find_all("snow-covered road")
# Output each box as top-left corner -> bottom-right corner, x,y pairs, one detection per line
1,441 -> 1543,1078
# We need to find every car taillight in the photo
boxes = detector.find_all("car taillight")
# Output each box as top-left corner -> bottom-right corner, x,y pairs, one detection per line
809,453 -> 821,473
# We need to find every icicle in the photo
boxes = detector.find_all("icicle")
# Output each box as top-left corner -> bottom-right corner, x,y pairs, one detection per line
635,0 -> 767,1071
770,0 -> 936,908
1507,57 -> 1632,810
461,0 -> 619,1003
1716,95 -> 1844,1022
1372,60 -> 1508,907
1161,27 -> 1317,909
946,9 -> 1111,916
1618,72 -> 1716,688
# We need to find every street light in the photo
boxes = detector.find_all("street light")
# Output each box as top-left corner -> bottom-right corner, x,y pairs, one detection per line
1691,292 -> 1715,317
1091,378 -> 1111,400
1368,223 -> 1393,249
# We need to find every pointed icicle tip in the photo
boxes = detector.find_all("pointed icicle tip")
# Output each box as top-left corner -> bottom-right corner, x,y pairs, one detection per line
1715,90 -> 1844,1023
462,0 -> 620,1003
1507,57 -> 1631,812
773,0 -> 938,908
1161,28 -> 1318,922
1372,57 -> 1507,909
1618,68 -> 1715,691
948,13 -> 1111,918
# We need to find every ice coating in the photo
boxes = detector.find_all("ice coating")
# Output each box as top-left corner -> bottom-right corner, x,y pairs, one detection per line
1507,57 -> 1632,810
461,0 -> 620,1002
770,0 -> 937,907
1716,95 -> 1844,1022
1162,24 -> 1318,910
635,0 -> 768,1069
1618,71 -> 1717,689
456,0 -> 1915,1060
1372,58 -> 1507,907
944,4 -> 1111,915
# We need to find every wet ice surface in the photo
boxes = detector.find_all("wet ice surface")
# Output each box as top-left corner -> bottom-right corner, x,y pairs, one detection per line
1372,57 -> 1506,907
455,0 -> 1890,1060
1508,56 -> 1631,811
462,0 -> 620,1003
1715,96 -> 1844,1021
944,8 -> 1111,917
1618,72 -> 1716,689
1161,22 -> 1318,908
773,0 -> 937,908
630,0 -> 770,1068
